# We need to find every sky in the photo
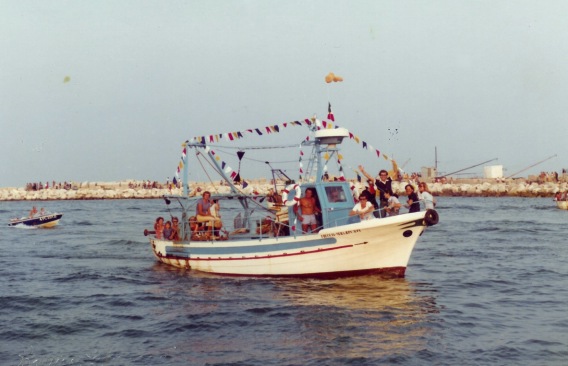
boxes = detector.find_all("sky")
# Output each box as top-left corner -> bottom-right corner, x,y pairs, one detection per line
2,0 -> 568,187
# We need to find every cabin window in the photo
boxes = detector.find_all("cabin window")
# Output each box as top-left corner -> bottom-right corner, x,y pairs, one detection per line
325,186 -> 347,203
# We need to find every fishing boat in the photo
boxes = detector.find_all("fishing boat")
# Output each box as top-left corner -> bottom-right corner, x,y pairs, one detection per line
145,109 -> 439,278
8,212 -> 63,228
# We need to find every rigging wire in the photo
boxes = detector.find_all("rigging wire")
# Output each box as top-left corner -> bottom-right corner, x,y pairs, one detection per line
195,151 -> 221,193
191,149 -> 283,215
200,143 -> 300,150
211,146 -> 299,165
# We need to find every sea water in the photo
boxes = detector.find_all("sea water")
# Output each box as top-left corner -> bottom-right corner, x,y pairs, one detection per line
0,197 -> 566,365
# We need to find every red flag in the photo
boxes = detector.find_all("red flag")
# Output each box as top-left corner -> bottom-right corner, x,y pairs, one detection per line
327,102 -> 335,121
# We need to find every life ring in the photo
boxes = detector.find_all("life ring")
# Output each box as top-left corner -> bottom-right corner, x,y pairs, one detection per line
424,209 -> 439,226
282,184 -> 302,207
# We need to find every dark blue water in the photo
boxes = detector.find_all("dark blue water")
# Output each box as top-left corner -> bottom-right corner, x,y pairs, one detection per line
0,197 -> 566,365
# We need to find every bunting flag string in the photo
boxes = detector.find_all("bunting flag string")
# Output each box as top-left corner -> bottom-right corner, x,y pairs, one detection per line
173,146 -> 187,185
177,104 -> 389,183
298,141 -> 305,180
380,152 -> 398,167
327,102 -> 335,122
336,158 -> 346,181
186,115 -> 380,160
199,146 -> 253,191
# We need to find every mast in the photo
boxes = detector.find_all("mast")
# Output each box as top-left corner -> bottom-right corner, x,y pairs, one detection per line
308,125 -> 350,182
435,146 -> 438,172
183,141 -> 190,197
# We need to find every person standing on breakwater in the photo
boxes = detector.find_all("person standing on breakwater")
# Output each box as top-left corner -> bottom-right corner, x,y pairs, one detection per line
358,165 -> 393,209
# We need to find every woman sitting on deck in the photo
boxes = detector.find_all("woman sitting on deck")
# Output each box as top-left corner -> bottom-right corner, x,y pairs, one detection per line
196,191 -> 223,236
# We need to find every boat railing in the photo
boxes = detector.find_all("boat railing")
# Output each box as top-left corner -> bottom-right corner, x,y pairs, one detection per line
145,204 -> 432,243
252,218 -> 300,240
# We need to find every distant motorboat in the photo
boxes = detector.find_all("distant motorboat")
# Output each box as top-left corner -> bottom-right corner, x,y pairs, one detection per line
555,200 -> 568,210
8,212 -> 63,228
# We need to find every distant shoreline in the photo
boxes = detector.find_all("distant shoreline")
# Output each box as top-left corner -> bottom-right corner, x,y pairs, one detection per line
1,177 -> 567,201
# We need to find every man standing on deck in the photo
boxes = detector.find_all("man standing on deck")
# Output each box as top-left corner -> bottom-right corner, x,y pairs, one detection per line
294,188 -> 320,233
358,165 -> 393,209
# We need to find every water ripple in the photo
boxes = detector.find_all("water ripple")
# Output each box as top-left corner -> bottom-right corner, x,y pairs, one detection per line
0,197 -> 566,365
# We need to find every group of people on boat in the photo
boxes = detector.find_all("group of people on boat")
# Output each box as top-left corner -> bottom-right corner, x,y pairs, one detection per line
153,190 -> 227,241
190,191 -> 225,239
28,206 -> 46,218
152,166 -> 437,240
358,165 -> 435,214
362,165 -> 435,209
153,216 -> 181,241
287,166 -> 436,235
8,206 -> 62,228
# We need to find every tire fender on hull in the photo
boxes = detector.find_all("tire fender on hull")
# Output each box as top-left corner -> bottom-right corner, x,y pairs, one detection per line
424,209 -> 439,226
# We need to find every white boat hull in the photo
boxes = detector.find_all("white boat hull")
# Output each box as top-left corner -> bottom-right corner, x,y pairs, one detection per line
556,201 -> 568,210
150,211 -> 431,278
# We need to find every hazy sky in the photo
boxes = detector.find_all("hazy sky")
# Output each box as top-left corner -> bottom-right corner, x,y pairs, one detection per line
2,0 -> 567,187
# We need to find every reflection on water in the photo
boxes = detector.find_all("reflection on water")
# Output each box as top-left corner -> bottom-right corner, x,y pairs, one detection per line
278,276 -> 440,359
146,265 -> 440,364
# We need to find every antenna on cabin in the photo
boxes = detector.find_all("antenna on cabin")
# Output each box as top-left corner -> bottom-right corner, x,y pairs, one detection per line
266,161 -> 294,189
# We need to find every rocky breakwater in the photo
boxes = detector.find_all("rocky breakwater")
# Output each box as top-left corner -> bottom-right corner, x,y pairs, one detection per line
1,178 -> 567,201
390,179 -> 568,198
0,181 -> 179,201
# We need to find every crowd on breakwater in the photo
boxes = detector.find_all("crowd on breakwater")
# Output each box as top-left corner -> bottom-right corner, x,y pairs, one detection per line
1,177 -> 568,201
